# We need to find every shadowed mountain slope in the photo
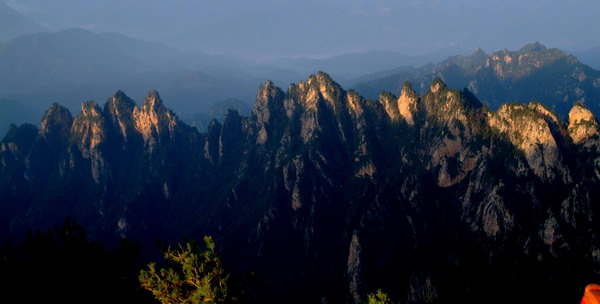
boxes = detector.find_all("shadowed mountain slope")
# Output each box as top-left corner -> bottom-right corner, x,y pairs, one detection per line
2,73 -> 600,303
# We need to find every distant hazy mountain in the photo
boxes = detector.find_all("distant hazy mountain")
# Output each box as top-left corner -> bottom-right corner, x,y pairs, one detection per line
272,49 -> 465,81
0,0 -> 46,41
351,43 -> 600,117
0,28 -> 263,116
3,72 -> 600,303
184,97 -> 252,132
573,47 -> 600,71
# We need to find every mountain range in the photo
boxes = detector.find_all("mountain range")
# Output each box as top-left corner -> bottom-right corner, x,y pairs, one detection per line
2,32 -> 599,144
1,1 -> 599,125
0,27 -> 276,139
2,72 -> 600,303
351,42 -> 600,118
0,28 -> 262,112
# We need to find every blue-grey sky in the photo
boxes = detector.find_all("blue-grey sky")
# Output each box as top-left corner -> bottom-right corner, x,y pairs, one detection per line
4,0 -> 600,58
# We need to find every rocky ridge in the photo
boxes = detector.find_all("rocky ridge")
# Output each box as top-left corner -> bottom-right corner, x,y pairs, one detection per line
1,72 -> 600,303
353,42 -> 600,118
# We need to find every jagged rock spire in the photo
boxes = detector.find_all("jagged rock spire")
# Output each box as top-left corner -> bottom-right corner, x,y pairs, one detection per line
133,90 -> 180,151
398,81 -> 419,125
429,78 -> 448,94
254,80 -> 286,144
40,103 -> 73,138
142,90 -> 164,111
104,90 -> 136,141
80,100 -> 102,117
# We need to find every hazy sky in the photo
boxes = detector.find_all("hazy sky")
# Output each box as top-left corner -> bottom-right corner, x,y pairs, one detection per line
4,0 -> 600,58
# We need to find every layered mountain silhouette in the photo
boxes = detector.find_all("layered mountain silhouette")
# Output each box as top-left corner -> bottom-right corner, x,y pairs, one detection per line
352,42 -> 600,118
0,1 -> 46,41
0,28 -> 263,116
2,37 -> 598,147
2,72 -> 600,303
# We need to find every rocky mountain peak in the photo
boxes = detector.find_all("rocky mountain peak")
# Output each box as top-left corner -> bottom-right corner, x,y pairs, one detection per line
72,101 -> 105,138
111,89 -> 128,101
256,80 -> 279,102
302,72 -> 345,108
473,47 -> 487,57
444,47 -> 489,71
314,71 -> 336,85
568,103 -> 599,145
379,91 -> 399,121
141,90 -> 164,111
429,78 -> 447,94
106,90 -> 136,111
104,90 -> 137,142
254,81 -> 285,119
317,72 -> 343,96
401,80 -> 418,98
422,78 -> 472,126
397,81 -> 419,125
40,103 -> 74,138
527,102 -> 561,126
254,80 -> 286,144
485,42 -> 570,80
73,101 -> 105,149
488,102 -> 569,182
133,90 -> 180,150
71,101 -> 107,183
218,109 -> 244,160
80,101 -> 103,118
517,41 -> 548,54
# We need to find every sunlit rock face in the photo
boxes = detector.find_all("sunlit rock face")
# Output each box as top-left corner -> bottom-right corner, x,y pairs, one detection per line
133,91 -> 181,152
355,42 -> 600,119
488,102 -> 570,182
71,101 -> 107,184
2,72 -> 600,304
569,103 -> 600,145
397,82 -> 419,125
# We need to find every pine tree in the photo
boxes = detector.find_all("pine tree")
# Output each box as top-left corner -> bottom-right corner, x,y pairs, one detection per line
139,236 -> 230,304
368,289 -> 393,304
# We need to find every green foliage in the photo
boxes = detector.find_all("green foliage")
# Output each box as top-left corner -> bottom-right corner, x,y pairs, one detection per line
576,119 -> 598,129
367,289 -> 393,304
573,101 -> 586,108
502,102 -> 541,124
402,80 -> 418,98
139,236 -> 231,304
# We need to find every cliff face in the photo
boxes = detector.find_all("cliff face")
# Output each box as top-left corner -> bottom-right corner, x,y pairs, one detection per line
2,72 -> 600,303
488,102 -> 569,182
